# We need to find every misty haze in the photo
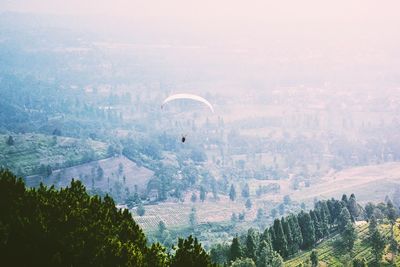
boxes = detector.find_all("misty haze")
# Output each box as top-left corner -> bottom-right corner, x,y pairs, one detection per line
1,1 -> 400,266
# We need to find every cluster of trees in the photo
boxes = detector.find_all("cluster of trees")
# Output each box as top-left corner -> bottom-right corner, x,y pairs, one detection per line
210,194 -> 363,266
0,169 -> 215,266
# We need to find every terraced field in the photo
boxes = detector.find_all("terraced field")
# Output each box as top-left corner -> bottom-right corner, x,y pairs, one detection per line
0,133 -> 108,176
132,193 -> 278,231
285,222 -> 392,266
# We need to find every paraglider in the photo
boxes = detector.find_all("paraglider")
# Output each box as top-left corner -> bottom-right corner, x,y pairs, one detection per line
161,93 -> 214,143
161,93 -> 214,113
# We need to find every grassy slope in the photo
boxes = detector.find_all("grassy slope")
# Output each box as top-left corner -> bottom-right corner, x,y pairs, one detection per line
285,223 -> 393,266
0,133 -> 108,175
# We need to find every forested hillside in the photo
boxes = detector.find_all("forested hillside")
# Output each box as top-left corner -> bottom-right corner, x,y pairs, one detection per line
2,168 -> 399,266
0,169 -> 214,267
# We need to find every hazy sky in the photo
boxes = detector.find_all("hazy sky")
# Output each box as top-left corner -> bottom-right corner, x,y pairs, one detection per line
2,0 -> 399,23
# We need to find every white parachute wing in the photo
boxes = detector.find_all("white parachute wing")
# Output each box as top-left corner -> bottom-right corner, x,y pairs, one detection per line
161,93 -> 214,113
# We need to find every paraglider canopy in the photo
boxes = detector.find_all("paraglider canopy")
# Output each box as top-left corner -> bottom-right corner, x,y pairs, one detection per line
161,93 -> 214,113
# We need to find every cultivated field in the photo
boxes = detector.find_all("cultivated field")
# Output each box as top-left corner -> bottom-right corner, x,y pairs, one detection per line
0,133 -> 108,176
292,162 -> 400,205
134,162 -> 400,231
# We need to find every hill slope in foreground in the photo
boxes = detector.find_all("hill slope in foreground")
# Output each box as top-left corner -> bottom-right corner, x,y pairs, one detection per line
285,220 -> 400,266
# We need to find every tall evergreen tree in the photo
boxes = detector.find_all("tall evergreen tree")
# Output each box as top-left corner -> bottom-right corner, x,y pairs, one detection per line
245,229 -> 258,261
271,219 -> 288,258
200,186 -> 207,202
341,221 -> 357,252
386,199 -> 398,263
310,250 -> 318,267
229,184 -> 237,201
368,216 -> 385,265
310,210 -> 323,241
338,207 -> 352,232
230,237 -> 243,262
242,183 -> 250,198
281,217 -> 295,256
256,240 -> 283,267
171,235 -> 214,267
297,211 -> 315,249
347,194 -> 359,219
287,214 -> 303,254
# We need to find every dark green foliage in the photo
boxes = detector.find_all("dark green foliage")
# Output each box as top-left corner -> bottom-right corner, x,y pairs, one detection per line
0,169 -> 214,267
210,243 -> 230,265
310,250 -> 318,267
287,214 -> 303,254
6,135 -> 14,145
297,211 -> 315,249
148,243 -> 171,267
171,235 -> 214,267
0,169 -> 149,266
352,257 -> 367,267
341,222 -> 357,252
364,202 -> 375,220
229,184 -> 237,201
338,207 -> 352,232
281,217 -> 295,255
256,240 -> 283,267
271,219 -> 288,258
310,210 -> 323,241
230,236 -> 243,262
368,216 -> 386,264
245,228 -> 258,261
347,194 -> 359,219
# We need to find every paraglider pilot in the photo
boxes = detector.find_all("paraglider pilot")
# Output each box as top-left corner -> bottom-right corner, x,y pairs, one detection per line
181,135 -> 186,143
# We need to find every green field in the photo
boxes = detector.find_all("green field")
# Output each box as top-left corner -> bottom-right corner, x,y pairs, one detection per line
0,133 -> 108,176
285,222 -> 393,266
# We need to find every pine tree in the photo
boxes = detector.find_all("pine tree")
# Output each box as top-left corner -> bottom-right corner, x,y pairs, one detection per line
200,186 -> 207,202
281,217 -> 295,256
341,222 -> 357,252
245,198 -> 252,210
242,183 -> 250,198
347,194 -> 359,219
171,235 -> 213,267
256,240 -> 283,267
310,210 -> 323,241
245,229 -> 258,261
271,219 -> 288,258
229,184 -> 237,201
6,135 -> 14,146
386,199 -> 398,263
298,211 -> 315,249
364,202 -> 375,221
287,214 -> 303,254
368,216 -> 385,264
338,207 -> 352,232
230,236 -> 243,262
310,250 -> 318,267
